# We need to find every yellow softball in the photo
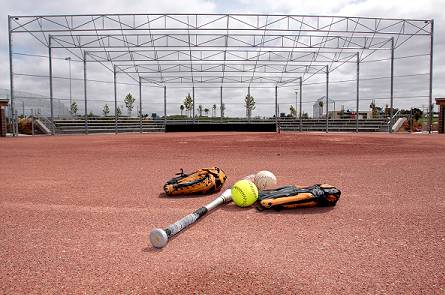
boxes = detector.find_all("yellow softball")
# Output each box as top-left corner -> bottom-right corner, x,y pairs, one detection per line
231,179 -> 259,207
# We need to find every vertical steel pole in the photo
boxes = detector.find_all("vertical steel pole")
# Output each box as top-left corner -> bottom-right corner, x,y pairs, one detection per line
31,108 -> 34,136
247,86 -> 251,122
326,66 -> 329,133
428,19 -> 434,134
295,90 -> 298,130
139,77 -> 142,134
275,85 -> 278,133
48,36 -> 54,134
68,57 -> 72,107
14,110 -> 18,135
164,86 -> 167,128
192,86 -> 195,123
299,77 -> 302,132
220,85 -> 223,121
8,16 -> 16,136
390,37 -> 395,133
114,66 -> 117,134
83,51 -> 88,135
356,52 -> 360,132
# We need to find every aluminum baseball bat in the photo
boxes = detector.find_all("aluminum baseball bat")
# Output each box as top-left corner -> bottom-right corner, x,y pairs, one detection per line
149,189 -> 232,248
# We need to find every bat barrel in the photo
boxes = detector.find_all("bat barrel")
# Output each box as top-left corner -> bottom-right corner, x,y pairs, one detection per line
150,210 -> 204,248
150,228 -> 169,248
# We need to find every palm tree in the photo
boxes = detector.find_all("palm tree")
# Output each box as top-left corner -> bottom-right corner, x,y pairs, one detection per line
204,108 -> 209,116
198,105 -> 203,117
180,104 -> 185,116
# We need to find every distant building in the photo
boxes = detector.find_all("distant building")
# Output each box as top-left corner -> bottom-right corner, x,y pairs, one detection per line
0,98 -> 8,136
313,96 -> 373,119
312,96 -> 335,119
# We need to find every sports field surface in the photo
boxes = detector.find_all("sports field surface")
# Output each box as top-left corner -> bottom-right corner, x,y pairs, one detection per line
1,132 -> 444,294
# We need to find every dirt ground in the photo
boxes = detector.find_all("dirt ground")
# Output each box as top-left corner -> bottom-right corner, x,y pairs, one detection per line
0,132 -> 444,294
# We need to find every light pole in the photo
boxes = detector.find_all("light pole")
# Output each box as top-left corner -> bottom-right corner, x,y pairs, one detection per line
64,57 -> 72,107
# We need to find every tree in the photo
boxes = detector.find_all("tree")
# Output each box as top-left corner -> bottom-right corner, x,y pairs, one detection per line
220,103 -> 225,118
369,100 -> 378,118
244,94 -> 256,121
180,104 -> 185,116
116,106 -> 122,117
384,104 -> 398,118
369,100 -> 381,118
318,100 -> 324,118
183,93 -> 193,118
124,93 -> 136,116
412,108 -> 423,121
289,105 -> 297,117
88,112 -> 94,117
103,104 -> 110,117
212,104 -> 217,117
384,104 -> 390,117
339,105 -> 345,118
70,100 -> 78,116
204,108 -> 209,116
197,105 -> 203,117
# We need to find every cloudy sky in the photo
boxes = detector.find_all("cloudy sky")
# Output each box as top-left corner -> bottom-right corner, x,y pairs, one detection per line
1,0 -> 444,117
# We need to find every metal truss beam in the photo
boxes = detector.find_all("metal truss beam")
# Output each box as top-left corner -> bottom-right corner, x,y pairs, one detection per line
139,75 -> 310,85
10,14 -> 432,39
115,63 -> 325,72
83,49 -> 359,63
49,33 -> 393,50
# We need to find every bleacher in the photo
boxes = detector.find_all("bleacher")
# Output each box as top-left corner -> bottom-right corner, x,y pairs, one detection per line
53,117 -> 165,134
52,117 -> 389,134
278,118 -> 388,132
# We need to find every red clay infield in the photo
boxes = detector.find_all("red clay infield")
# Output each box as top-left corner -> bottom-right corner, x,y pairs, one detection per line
1,132 -> 444,294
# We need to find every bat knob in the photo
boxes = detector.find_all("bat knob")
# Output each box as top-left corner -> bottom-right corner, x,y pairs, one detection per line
150,228 -> 168,248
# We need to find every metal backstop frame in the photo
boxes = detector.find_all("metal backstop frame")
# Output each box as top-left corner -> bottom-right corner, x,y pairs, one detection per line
8,14 -> 434,135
